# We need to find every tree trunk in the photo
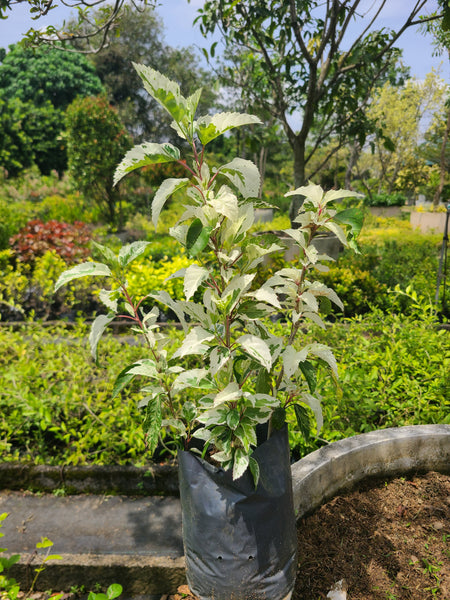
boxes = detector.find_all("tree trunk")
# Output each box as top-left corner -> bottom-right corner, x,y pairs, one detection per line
288,135 -> 307,225
345,141 -> 361,189
433,105 -> 450,208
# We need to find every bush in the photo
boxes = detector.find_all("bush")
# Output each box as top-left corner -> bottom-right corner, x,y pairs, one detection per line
10,219 -> 92,265
363,192 -> 407,207
37,193 -> 99,224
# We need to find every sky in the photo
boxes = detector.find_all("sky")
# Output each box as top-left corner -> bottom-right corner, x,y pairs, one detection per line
1,0 -> 449,82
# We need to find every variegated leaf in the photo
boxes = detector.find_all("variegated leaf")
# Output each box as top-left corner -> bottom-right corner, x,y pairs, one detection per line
114,142 -> 181,186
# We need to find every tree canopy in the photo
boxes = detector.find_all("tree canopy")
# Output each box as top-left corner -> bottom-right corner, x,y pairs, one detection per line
0,0 -> 157,52
196,0 -> 447,218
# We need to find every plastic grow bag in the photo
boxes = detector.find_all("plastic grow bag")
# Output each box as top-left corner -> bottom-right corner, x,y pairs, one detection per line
178,425 -> 297,600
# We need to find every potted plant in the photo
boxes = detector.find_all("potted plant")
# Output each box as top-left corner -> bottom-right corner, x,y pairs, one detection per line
55,66 -> 362,600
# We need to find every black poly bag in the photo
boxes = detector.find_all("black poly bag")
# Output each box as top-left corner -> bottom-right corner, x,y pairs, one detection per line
178,426 -> 297,600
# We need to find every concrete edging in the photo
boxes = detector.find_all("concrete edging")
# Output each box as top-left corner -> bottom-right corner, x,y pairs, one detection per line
291,424 -> 450,520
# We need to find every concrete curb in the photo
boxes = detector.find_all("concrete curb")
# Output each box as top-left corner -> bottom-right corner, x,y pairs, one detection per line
292,424 -> 450,519
0,463 -> 179,496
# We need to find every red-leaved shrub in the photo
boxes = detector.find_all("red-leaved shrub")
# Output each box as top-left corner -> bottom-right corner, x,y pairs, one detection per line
10,219 -> 91,264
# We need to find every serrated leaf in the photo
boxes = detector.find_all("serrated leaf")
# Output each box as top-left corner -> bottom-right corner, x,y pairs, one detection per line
196,112 -> 262,145
293,404 -> 311,441
172,326 -> 214,358
232,448 -> 249,480
334,207 -> 364,238
114,142 -> 181,186
226,408 -> 240,430
172,368 -> 214,393
299,360 -> 317,393
89,313 -> 115,362
98,289 -> 119,312
118,241 -> 151,267
219,157 -> 261,199
282,345 -> 308,378
308,343 -> 338,376
92,241 -> 119,267
127,358 -> 158,378
213,382 -> 242,407
143,397 -> 162,454
54,262 -> 112,292
302,392 -> 323,433
112,365 -> 136,399
133,63 -> 188,125
152,178 -> 189,228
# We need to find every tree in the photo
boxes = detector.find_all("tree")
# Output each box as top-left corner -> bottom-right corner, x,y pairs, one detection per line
65,95 -> 132,228
362,71 -> 447,198
196,0 -> 447,220
0,44 -> 103,109
421,0 -> 450,206
73,6 -> 216,144
0,44 -> 104,174
0,0 -> 156,53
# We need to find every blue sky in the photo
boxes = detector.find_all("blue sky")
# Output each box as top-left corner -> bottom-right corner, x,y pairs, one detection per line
1,0 -> 448,81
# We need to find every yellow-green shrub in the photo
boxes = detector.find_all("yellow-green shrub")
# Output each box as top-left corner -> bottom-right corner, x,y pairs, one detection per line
127,252 -> 193,302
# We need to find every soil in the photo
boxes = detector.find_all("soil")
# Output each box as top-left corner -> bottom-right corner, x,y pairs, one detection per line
168,471 -> 450,600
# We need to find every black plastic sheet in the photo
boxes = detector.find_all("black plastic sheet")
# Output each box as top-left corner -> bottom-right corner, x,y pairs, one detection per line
178,426 -> 297,600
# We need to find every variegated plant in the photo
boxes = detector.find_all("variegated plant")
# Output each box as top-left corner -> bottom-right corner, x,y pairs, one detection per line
55,66 -> 362,481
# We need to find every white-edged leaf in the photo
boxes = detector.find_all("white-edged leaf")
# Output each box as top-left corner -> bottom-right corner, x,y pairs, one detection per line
133,63 -> 188,124
89,313 -> 115,361
239,334 -> 272,370
114,142 -> 181,186
172,327 -> 214,359
283,228 -> 306,248
233,448 -> 249,480
322,221 -> 348,245
247,286 -> 282,309
308,343 -> 338,376
152,178 -> 190,228
184,264 -> 210,300
118,241 -> 150,266
54,262 -> 112,292
301,393 -> 323,433
196,112 -> 262,146
323,189 -> 363,204
219,157 -> 261,199
282,345 -> 308,378
285,183 -> 323,206
172,368 -> 214,393
213,382 -> 242,407
127,358 -> 158,378
209,191 -> 239,222
98,289 -> 119,312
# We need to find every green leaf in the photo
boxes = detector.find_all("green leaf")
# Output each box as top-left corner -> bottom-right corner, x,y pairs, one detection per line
118,241 -> 151,267
293,404 -> 311,442
54,262 -> 112,292
196,112 -> 262,146
114,142 -> 181,186
152,178 -> 189,228
112,365 -> 137,399
89,313 -> 116,362
143,398 -> 162,455
36,537 -> 53,549
92,242 -> 119,268
299,360 -> 317,394
106,584 -> 123,600
248,456 -> 260,487
334,207 -> 364,239
271,406 -> 286,430
226,408 -> 240,430
186,218 -> 212,257
255,368 -> 271,394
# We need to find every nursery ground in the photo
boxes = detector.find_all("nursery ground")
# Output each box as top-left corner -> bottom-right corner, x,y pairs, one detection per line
8,471 -> 447,600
